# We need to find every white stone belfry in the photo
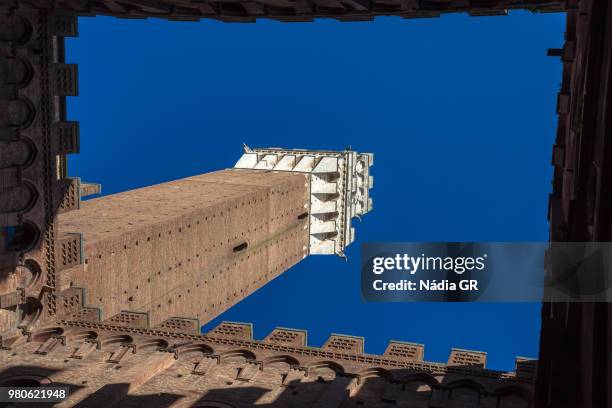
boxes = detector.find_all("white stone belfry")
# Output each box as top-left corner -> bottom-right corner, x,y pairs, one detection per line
234,145 -> 374,256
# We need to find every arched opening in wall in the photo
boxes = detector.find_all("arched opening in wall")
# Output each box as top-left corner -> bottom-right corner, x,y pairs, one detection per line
264,355 -> 300,368
1,222 -> 40,254
259,355 -> 301,385
221,349 -> 257,362
0,184 -> 37,214
0,138 -> 36,169
32,326 -> 64,342
352,368 -> 394,401
178,344 -> 214,362
69,330 -> 98,342
307,362 -> 344,383
1,57 -> 34,88
139,338 -> 169,351
0,98 -> 35,128
0,15 -> 33,44
356,367 -> 393,384
100,334 -> 133,348
400,372 -> 439,392
447,380 -> 485,408
15,259 -> 42,289
401,380 -> 433,403
218,350 -> 257,381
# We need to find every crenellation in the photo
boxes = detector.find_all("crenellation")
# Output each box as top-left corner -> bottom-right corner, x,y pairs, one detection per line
50,62 -> 78,97
265,327 -> 308,347
323,334 -> 365,354
208,321 -> 254,341
37,320 -> 534,385
79,182 -> 101,198
447,348 -> 488,369
104,311 -> 149,329
0,318 -> 535,406
50,13 -> 78,37
514,357 -> 537,380
383,340 -> 425,361
155,317 -> 200,334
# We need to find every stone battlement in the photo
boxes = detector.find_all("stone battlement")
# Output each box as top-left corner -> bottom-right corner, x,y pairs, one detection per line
204,322 -> 536,381
16,319 -> 535,385
0,318 -> 535,407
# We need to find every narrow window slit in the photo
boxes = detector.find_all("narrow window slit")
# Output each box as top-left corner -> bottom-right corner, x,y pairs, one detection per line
233,242 -> 248,253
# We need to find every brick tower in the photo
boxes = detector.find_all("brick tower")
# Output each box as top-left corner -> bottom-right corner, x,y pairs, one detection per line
1,143 -> 374,334
53,147 -> 373,328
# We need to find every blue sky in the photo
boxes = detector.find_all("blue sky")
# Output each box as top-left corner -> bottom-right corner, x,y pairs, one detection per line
67,10 -> 565,371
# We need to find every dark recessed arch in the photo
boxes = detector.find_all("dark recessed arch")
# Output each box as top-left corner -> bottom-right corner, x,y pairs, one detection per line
357,367 -> 394,383
307,360 -> 346,376
446,378 -> 487,395
15,258 -> 42,289
0,183 -> 38,214
67,330 -> 99,342
3,221 -> 41,253
32,326 -> 64,342
220,349 -> 257,362
399,372 -> 440,388
100,334 -> 133,347
0,138 -> 36,169
177,343 -> 214,357
139,338 -> 170,350
263,354 -> 301,368
494,385 -> 532,400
